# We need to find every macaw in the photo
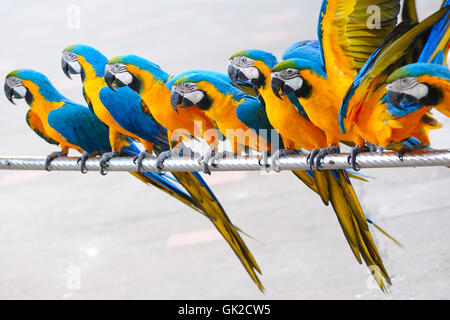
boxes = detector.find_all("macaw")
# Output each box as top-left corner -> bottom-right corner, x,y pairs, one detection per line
59,45 -> 264,291
227,49 -> 392,291
386,63 -> 450,119
339,3 -> 450,160
3,69 -> 195,207
268,0 -> 404,169
102,55 -> 226,171
168,69 -> 393,291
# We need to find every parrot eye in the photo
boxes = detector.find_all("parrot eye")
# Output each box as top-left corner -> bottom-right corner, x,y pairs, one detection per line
63,51 -> 78,62
177,82 -> 197,93
281,68 -> 298,79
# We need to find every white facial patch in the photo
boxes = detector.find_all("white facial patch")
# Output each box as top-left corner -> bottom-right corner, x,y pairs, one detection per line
184,90 -> 204,105
284,76 -> 304,91
115,71 -> 133,85
241,67 -> 260,80
387,77 -> 428,100
13,85 -> 27,98
403,83 -> 429,100
68,60 -> 81,74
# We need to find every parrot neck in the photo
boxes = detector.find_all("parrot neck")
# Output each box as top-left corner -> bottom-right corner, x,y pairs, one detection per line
78,55 -> 104,83
22,80 -> 65,117
253,61 -> 273,90
418,75 -> 450,117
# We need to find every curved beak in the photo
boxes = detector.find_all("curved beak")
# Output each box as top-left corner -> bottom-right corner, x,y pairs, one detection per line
228,64 -> 239,86
271,77 -> 284,99
170,91 -> 183,113
387,90 -> 405,110
4,82 -> 15,105
104,68 -> 117,92
61,57 -> 72,79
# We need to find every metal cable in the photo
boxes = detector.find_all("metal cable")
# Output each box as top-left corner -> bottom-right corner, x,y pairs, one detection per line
0,149 -> 449,173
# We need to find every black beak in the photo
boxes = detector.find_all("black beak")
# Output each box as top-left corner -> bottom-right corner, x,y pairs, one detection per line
228,64 -> 240,87
271,77 -> 284,99
104,69 -> 117,92
387,90 -> 405,110
170,91 -> 183,113
61,57 -> 72,79
4,82 -> 15,105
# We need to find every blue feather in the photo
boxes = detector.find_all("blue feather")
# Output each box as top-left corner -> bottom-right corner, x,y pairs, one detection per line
98,86 -> 169,149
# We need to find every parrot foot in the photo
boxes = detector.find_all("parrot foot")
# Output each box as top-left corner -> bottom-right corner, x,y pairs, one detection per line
210,151 -> 236,168
306,149 -> 320,170
347,146 -> 370,171
308,146 -> 339,170
133,151 -> 152,173
258,151 -> 271,172
271,149 -> 293,172
366,142 -> 384,155
398,144 -> 428,161
198,148 -> 216,175
45,151 -> 68,171
99,150 -> 119,175
77,151 -> 99,174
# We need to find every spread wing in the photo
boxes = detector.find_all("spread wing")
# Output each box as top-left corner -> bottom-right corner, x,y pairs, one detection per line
318,0 -> 401,81
339,6 -> 450,132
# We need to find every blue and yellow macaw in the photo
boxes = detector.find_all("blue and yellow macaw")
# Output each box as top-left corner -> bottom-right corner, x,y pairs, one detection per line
386,63 -> 450,119
268,0 -> 404,168
339,3 -> 450,158
227,49 -> 393,291
3,69 -> 189,202
59,45 -> 264,291
102,55 -> 224,170
167,69 -> 393,291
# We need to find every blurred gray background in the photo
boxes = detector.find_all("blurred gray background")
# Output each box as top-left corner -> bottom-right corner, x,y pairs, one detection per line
0,0 -> 449,299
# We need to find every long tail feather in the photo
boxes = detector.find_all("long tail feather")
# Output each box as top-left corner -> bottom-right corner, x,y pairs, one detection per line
172,171 -> 264,291
122,145 -> 264,291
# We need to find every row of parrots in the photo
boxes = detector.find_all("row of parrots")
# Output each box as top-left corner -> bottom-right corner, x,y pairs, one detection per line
4,0 -> 450,293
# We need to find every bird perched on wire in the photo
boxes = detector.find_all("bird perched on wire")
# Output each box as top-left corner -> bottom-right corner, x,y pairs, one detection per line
227,47 -> 394,291
103,55 -> 226,171
268,0 -> 405,169
168,68 -> 395,291
339,2 -> 450,161
3,69 -> 194,206
60,44 -> 264,291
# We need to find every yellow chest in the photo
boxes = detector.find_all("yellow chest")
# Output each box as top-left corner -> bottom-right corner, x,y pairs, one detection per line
142,80 -> 195,135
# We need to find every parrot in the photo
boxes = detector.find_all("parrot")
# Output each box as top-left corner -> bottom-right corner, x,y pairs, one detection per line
338,3 -> 450,160
268,0 -> 404,169
3,69 -> 195,207
386,63 -> 450,119
102,55 -> 228,171
228,48 -> 396,291
168,69 -> 393,291
60,44 -> 264,291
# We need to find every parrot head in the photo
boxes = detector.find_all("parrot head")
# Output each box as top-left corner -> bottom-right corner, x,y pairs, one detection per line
104,55 -> 169,93
386,63 -> 449,108
228,50 -> 277,89
168,71 -> 233,113
61,44 -> 108,82
271,58 -> 325,99
169,77 -> 210,113
4,69 -> 64,106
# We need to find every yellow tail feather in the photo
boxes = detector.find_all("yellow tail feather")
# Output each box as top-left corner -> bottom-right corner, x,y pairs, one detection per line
171,171 -> 264,291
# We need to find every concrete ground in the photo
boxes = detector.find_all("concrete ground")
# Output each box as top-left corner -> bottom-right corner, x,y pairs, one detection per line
0,0 -> 449,299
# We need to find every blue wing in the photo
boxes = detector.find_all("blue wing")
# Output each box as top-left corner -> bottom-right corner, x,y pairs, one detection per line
47,101 -> 111,153
98,86 -> 169,149
236,96 -> 284,149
